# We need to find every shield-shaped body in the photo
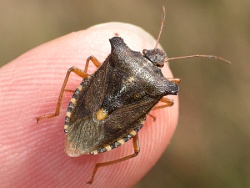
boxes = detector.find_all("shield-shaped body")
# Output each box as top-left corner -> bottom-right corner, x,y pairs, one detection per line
64,37 -> 179,157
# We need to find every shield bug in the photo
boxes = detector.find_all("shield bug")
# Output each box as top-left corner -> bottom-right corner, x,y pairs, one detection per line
36,35 -> 180,184
36,7 -> 230,184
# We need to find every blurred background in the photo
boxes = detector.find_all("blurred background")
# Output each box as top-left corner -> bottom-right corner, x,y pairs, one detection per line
1,0 -> 249,187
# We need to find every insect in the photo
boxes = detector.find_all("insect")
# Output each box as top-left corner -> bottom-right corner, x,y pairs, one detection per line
36,7 -> 230,184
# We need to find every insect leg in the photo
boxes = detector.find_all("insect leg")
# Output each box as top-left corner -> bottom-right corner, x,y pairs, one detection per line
147,114 -> 156,121
148,96 -> 175,120
152,97 -> 174,110
87,135 -> 140,184
168,78 -> 181,84
84,56 -> 101,74
64,89 -> 75,93
36,66 -> 88,122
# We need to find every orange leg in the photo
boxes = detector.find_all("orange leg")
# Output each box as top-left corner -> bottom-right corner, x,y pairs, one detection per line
36,56 -> 101,122
148,97 -> 175,121
64,89 -> 75,93
87,135 -> 140,184
152,97 -> 174,111
168,78 -> 181,84
147,113 -> 156,121
84,56 -> 101,73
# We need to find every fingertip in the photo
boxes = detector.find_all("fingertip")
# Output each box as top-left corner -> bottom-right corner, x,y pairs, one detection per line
0,22 -> 178,187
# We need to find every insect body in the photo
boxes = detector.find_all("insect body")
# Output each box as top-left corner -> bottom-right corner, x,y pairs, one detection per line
65,37 -> 179,156
36,36 -> 180,184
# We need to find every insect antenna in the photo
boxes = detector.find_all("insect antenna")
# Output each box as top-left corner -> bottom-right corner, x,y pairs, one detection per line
155,6 -> 166,49
164,55 -> 231,64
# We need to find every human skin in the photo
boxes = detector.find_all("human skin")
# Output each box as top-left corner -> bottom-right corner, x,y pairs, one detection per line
0,23 -> 179,188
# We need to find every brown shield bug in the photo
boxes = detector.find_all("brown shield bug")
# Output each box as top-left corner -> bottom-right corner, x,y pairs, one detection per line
36,7 -> 230,184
